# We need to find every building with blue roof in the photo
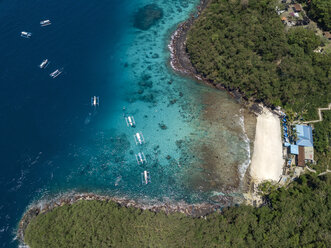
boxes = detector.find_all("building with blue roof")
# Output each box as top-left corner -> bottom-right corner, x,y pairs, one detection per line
290,144 -> 299,155
295,125 -> 314,147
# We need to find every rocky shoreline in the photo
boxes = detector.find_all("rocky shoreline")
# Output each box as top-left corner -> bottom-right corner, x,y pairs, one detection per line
17,192 -> 226,244
168,0 -> 265,116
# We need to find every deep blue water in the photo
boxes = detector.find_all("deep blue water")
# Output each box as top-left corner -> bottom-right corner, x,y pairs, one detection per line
0,0 -> 253,246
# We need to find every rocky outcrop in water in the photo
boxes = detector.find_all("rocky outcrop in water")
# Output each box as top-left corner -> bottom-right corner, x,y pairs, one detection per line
134,4 -> 163,30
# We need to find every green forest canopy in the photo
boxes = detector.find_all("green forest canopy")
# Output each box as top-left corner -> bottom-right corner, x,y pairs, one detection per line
186,0 -> 331,120
299,0 -> 331,30
24,174 -> 331,248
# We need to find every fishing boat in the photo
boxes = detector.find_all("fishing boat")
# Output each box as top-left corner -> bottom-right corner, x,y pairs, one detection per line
135,152 -> 147,165
49,68 -> 62,78
21,31 -> 32,38
39,59 -> 49,69
134,132 -> 145,145
141,171 -> 151,185
91,96 -> 99,107
125,116 -> 135,127
40,19 -> 51,27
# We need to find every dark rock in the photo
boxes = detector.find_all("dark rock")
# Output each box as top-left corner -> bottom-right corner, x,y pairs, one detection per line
169,99 -> 177,105
138,81 -> 153,88
140,94 -> 154,103
152,53 -> 159,58
159,123 -> 167,130
176,140 -> 183,148
142,74 -> 151,81
133,4 -> 163,31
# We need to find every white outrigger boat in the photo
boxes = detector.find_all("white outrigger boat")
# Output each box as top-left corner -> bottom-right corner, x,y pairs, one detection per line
21,31 -> 32,38
40,19 -> 51,27
141,170 -> 151,185
39,59 -> 49,69
91,96 -> 99,107
125,116 -> 135,127
135,152 -> 147,165
134,132 -> 145,145
49,68 -> 62,78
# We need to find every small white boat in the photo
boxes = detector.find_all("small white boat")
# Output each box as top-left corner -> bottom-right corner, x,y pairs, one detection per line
49,68 -> 62,78
39,59 -> 49,69
125,116 -> 135,127
135,152 -> 146,165
40,19 -> 51,27
141,170 -> 151,185
134,132 -> 145,145
21,31 -> 32,38
91,96 -> 99,107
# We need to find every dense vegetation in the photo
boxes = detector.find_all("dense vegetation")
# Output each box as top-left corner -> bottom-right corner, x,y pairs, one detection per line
299,0 -> 331,30
312,110 -> 331,172
186,0 -> 331,120
23,174 -> 331,247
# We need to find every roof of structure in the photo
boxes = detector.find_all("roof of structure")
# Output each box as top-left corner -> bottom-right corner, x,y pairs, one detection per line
290,144 -> 299,155
304,146 -> 314,161
295,125 -> 314,147
293,4 -> 302,11
298,146 -> 305,166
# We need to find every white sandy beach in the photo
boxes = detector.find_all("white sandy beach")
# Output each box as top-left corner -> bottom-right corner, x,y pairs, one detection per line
250,108 -> 284,183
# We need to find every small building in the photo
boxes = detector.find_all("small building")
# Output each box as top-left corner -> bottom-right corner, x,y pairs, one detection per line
304,146 -> 314,161
294,124 -> 314,166
290,144 -> 299,155
295,125 -> 313,147
293,4 -> 302,12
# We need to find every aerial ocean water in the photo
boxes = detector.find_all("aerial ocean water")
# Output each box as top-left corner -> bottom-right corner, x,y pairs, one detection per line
0,0 -> 256,246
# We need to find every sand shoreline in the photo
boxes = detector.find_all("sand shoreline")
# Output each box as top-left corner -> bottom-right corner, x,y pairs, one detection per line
250,107 -> 284,184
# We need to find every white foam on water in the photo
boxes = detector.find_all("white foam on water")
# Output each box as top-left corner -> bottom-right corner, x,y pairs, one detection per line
238,109 -> 251,179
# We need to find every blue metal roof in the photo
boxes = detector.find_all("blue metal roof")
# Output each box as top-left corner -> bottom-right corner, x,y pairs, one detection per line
295,125 -> 313,147
290,144 -> 299,155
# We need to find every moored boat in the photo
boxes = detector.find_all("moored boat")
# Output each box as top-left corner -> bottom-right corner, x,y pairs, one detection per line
39,59 -> 49,69
40,19 -> 51,27
21,31 -> 32,38
49,68 -> 63,78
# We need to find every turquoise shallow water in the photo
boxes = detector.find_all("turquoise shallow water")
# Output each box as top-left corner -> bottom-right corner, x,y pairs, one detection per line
0,0 -> 255,246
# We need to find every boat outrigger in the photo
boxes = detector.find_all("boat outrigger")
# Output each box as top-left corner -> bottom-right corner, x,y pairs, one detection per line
134,132 -> 145,145
21,31 -> 32,38
125,116 -> 135,127
141,170 -> 151,185
49,68 -> 62,78
40,20 -> 51,27
91,96 -> 99,107
135,152 -> 147,165
39,59 -> 49,69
